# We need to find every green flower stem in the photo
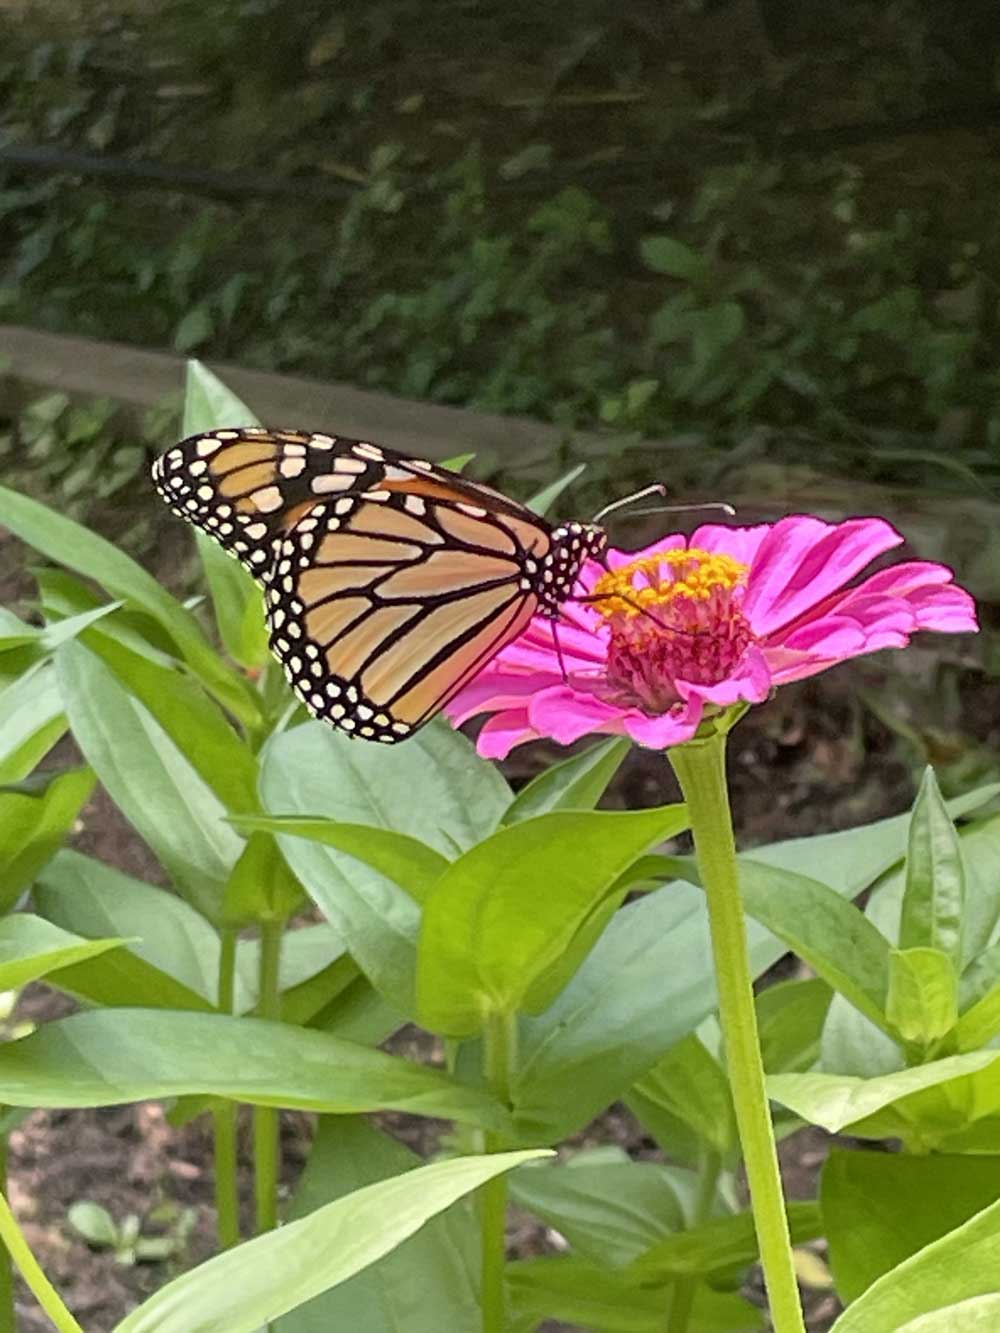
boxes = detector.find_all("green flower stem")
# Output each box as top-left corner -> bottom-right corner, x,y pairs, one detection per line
666,1147 -> 722,1333
669,731 -> 805,1333
213,926 -> 241,1250
253,917 -> 285,1238
480,1010 -> 518,1333
0,1186 -> 82,1333
0,1129 -> 12,1333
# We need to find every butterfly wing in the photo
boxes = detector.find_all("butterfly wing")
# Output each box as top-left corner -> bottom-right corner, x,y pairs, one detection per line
151,428 -> 566,742
264,485 -> 548,742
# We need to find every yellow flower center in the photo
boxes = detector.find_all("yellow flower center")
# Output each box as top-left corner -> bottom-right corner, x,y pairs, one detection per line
591,548 -> 749,619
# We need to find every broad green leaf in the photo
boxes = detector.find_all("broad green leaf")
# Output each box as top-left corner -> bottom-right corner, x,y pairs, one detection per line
310,974 -> 405,1048
0,1009 -> 507,1129
0,767 -> 94,909
513,885 -> 715,1143
55,639 -> 244,918
526,463 -> 586,516
35,851 -> 223,1009
957,813 -> 1000,965
767,1051 -> 1000,1149
274,1117 -> 479,1333
821,1149 -> 1000,1304
0,484 -> 260,728
748,783 -> 1000,894
829,1196 -> 1000,1333
756,977 -> 832,1074
234,817 -> 449,905
260,721 -> 510,1017
886,947 -> 958,1050
509,1257 -> 764,1333
0,914 -> 127,990
509,1155 -> 689,1268
956,976 -> 1000,1052
35,567 -> 181,668
418,805 -> 688,1036
900,768 -> 965,961
502,737 -> 631,824
36,851 -> 341,1012
899,1295 -> 1000,1331
115,1149 -> 546,1333
81,632 -> 259,815
738,858 -> 892,1032
196,532 -> 269,671
0,665 -> 66,783
628,1200 -> 823,1283
222,832 -> 304,925
628,1033 -> 736,1160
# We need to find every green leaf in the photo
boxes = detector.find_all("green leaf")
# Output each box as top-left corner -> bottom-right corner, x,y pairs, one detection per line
640,236 -> 709,284
115,1149 -> 545,1333
526,463 -> 586,516
767,1050 -> 1000,1148
55,640 -> 244,918
418,806 -> 688,1036
628,1200 -> 823,1283
260,721 -> 509,1017
956,813 -> 1000,965
748,783 -> 1000,894
80,633 -> 259,815
0,1009 -> 507,1129
233,817 -> 448,906
509,1257 -> 764,1333
821,1149 -> 1000,1304
0,665 -> 66,783
513,885 -> 715,1143
898,1295 -> 1000,1331
0,766 -> 94,909
956,976 -> 1000,1052
886,947 -> 958,1050
0,485 -> 260,729
222,832 -> 304,925
69,1201 -> 120,1248
182,360 -> 257,436
502,737 -> 631,824
628,1032 -> 736,1160
756,977 -> 832,1074
34,851 -> 221,1010
738,859 -> 893,1033
829,1196 -> 1000,1333
274,1117 -> 479,1333
509,1154 -> 689,1268
0,914 -> 127,991
900,768 -> 965,960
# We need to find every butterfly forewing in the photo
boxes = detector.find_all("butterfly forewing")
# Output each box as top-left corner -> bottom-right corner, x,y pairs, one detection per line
151,427 -> 605,742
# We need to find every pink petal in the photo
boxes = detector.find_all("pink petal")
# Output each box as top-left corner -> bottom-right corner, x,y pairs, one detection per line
528,685 -> 628,746
622,696 -> 704,748
690,521 -> 773,567
475,709 -> 539,759
745,516 -> 903,636
446,671 -> 561,727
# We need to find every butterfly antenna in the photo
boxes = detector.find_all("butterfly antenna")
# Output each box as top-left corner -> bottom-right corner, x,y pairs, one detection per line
591,484 -> 667,524
591,486 -> 736,524
550,616 -> 570,684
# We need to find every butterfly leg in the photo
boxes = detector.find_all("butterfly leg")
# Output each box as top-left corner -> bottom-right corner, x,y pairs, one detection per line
549,614 -> 570,684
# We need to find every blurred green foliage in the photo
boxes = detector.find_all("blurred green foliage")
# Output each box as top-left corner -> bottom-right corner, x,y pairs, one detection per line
1,0 -> 999,498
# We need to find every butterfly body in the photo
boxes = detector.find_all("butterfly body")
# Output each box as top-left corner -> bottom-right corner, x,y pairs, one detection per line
152,428 -> 605,742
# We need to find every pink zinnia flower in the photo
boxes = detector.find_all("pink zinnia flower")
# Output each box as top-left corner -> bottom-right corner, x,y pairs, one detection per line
447,515 -> 977,758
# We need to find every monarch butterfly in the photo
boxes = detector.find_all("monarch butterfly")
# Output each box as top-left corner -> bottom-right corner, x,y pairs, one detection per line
151,427 -> 609,743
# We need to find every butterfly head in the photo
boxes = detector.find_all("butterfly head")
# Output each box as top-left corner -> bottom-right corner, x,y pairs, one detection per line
539,521 -> 608,613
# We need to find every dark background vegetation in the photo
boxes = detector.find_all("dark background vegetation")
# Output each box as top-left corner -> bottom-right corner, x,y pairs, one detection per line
1,1 -> 1000,1328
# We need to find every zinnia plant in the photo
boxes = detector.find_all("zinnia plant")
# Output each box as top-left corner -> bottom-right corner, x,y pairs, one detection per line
449,513 -> 977,1333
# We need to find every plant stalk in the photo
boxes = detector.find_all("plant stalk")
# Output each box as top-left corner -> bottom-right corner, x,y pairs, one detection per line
0,1186 -> 83,1333
213,926 -> 241,1249
666,1148 -> 722,1333
669,732 -> 805,1333
253,917 -> 285,1237
480,1010 -> 518,1333
0,1130 -> 12,1333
